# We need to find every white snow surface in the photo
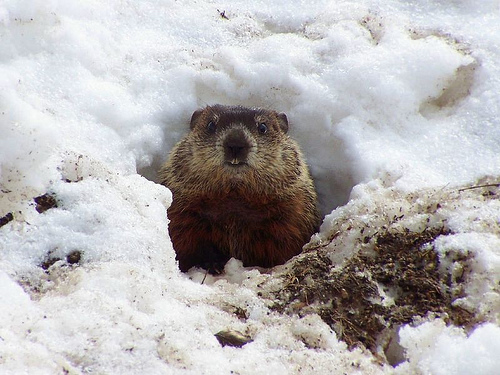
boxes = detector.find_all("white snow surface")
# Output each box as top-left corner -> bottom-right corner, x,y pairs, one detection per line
0,0 -> 499,374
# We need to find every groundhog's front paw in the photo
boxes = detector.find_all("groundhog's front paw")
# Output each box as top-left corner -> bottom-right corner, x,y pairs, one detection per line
204,261 -> 227,275
201,246 -> 230,275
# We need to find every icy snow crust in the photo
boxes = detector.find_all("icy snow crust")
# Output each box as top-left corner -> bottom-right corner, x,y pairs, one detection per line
0,0 -> 499,374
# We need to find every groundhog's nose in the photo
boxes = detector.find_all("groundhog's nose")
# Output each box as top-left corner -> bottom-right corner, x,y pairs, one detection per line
223,129 -> 250,164
228,145 -> 244,157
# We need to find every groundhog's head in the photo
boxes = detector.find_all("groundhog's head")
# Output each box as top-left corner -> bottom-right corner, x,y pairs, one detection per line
165,105 -> 305,195
194,105 -> 294,167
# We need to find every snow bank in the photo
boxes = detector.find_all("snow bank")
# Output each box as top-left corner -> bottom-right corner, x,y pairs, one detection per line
397,321 -> 500,375
1,0 -> 499,373
268,180 -> 500,369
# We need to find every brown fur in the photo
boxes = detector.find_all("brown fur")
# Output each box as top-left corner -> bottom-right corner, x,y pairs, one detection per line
159,105 -> 320,272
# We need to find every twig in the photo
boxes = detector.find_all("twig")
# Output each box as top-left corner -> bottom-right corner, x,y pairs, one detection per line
458,183 -> 500,192
201,269 -> 209,284
217,9 -> 229,20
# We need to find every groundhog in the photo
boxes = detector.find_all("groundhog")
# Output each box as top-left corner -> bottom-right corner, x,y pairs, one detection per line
159,105 -> 320,273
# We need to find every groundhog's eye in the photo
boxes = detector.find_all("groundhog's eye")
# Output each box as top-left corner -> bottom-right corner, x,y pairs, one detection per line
206,121 -> 216,133
257,123 -> 268,134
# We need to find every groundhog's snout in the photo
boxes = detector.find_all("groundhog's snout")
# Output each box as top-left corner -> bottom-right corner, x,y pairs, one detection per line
223,128 -> 251,165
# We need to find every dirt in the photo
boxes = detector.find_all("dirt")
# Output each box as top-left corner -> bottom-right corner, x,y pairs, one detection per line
1,193 -> 58,228
34,193 -> 58,213
40,250 -> 82,271
271,219 -> 479,362
0,212 -> 14,227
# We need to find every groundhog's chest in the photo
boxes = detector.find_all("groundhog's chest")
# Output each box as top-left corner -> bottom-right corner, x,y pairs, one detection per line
180,192 -> 284,225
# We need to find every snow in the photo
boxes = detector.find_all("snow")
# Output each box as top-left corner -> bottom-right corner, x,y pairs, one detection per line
397,321 -> 500,375
0,0 -> 499,374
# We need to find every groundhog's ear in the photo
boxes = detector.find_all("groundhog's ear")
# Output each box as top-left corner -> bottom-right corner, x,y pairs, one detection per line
277,113 -> 289,133
190,109 -> 203,130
